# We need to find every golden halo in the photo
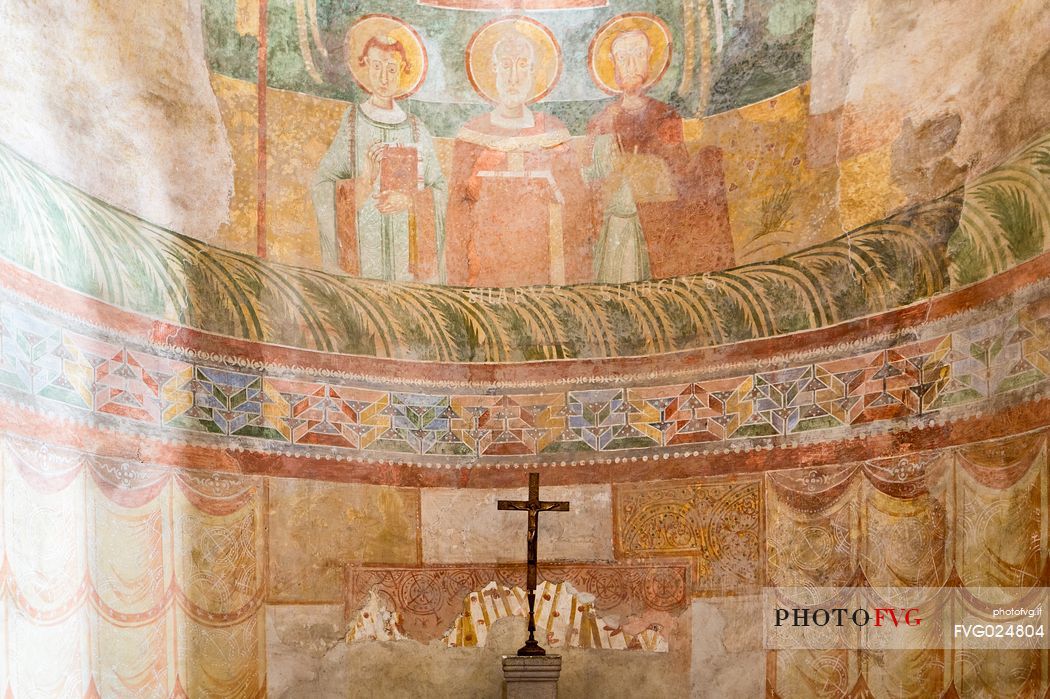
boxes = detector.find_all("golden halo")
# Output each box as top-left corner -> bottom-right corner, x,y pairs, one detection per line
465,16 -> 562,105
346,14 -> 428,99
588,13 -> 672,95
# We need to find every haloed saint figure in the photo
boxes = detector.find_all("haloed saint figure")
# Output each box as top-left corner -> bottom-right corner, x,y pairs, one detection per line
445,18 -> 593,287
312,16 -> 446,282
587,14 -> 734,282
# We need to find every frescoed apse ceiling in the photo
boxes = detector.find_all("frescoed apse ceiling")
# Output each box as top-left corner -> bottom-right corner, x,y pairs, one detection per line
0,0 -> 1048,363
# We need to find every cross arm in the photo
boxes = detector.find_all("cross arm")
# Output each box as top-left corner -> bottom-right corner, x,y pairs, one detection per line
497,500 -> 530,511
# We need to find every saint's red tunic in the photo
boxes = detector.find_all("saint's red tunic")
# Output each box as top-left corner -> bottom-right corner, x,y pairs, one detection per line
446,111 -> 594,287
588,97 -> 735,278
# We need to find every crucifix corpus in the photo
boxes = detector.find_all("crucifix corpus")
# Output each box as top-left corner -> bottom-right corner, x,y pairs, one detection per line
497,472 -> 570,656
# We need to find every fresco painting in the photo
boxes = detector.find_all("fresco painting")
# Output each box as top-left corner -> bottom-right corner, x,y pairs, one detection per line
446,17 -> 591,287
7,384 -> 1050,695
3,0 -> 1050,696
203,0 -> 820,284
206,0 -> 810,130
6,130 -> 1050,360
586,13 -> 734,280
312,16 -> 445,279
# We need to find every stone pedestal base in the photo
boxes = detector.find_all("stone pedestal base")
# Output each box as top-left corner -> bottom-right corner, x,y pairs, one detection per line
502,655 -> 561,699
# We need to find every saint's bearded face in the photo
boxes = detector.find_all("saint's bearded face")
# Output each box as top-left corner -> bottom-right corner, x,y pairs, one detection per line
493,37 -> 536,110
364,46 -> 404,101
611,31 -> 652,94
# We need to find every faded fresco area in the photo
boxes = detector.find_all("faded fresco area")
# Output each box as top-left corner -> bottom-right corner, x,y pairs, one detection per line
0,0 -> 232,240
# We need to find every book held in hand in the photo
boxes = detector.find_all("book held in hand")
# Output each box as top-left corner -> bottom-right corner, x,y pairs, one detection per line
379,146 -> 419,194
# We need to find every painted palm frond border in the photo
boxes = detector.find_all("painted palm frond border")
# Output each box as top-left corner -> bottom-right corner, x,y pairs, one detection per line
948,131 -> 1050,286
1,131 -> 1047,363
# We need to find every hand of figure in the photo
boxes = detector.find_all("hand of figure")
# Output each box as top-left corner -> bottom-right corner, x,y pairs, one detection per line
377,191 -> 411,213
366,143 -> 387,182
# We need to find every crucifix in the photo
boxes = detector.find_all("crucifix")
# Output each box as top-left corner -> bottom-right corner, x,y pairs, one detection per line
497,472 -> 570,656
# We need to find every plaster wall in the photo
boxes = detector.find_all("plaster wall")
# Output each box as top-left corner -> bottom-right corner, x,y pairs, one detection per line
810,0 -> 1050,172
0,0 -> 233,240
